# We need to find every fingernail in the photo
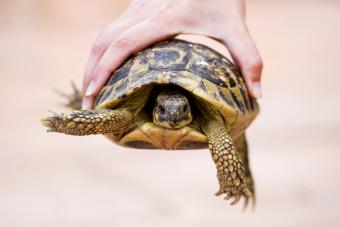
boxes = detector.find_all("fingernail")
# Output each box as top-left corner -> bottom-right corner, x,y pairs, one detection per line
252,82 -> 262,99
82,97 -> 91,110
85,81 -> 95,97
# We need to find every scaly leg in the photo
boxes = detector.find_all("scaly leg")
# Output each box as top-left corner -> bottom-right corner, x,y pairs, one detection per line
204,121 -> 252,205
41,109 -> 132,136
234,134 -> 255,209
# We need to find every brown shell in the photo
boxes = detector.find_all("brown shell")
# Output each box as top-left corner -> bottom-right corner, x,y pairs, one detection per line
94,39 -> 259,148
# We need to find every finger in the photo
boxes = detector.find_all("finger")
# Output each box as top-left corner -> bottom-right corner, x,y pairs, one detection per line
82,21 -> 132,94
82,95 -> 94,110
86,19 -> 177,99
222,28 -> 263,99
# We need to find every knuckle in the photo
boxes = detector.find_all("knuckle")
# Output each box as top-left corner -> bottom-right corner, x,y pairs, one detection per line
151,12 -> 180,34
180,17 -> 197,28
153,7 -> 175,26
91,40 -> 106,54
112,36 -> 130,48
152,13 -> 168,25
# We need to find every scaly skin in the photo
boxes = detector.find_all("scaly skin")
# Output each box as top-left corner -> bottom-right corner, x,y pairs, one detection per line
41,109 -> 132,136
204,121 -> 252,205
234,134 -> 255,209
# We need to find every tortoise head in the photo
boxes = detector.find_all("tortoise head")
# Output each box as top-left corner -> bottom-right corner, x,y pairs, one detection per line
153,91 -> 192,129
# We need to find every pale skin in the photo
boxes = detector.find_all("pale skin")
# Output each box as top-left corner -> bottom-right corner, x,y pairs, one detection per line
82,0 -> 263,109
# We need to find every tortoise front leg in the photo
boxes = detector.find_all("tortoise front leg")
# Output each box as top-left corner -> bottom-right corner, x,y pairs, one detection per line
41,109 -> 132,136
204,121 -> 252,205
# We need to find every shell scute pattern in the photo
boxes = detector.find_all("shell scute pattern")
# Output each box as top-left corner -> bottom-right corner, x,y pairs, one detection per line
147,46 -> 191,71
95,39 -> 258,125
217,87 -> 235,107
153,49 -> 180,65
185,44 -> 253,115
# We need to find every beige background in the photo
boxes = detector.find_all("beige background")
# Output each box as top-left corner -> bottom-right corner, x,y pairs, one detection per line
1,0 -> 340,226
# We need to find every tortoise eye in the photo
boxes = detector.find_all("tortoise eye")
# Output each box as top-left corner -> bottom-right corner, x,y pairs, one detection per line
183,104 -> 188,112
159,106 -> 165,114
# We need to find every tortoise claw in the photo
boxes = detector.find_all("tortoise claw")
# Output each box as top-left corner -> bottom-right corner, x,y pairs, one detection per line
41,115 -> 57,132
41,117 -> 55,132
230,194 -> 241,205
242,196 -> 249,211
243,188 -> 253,197
47,110 -> 62,118
243,190 -> 255,211
71,81 -> 79,93
41,111 -> 65,132
53,88 -> 69,99
215,186 -> 254,209
53,82 -> 83,110
251,194 -> 256,210
41,117 -> 52,127
224,193 -> 232,200
46,128 -> 56,132
215,190 -> 224,196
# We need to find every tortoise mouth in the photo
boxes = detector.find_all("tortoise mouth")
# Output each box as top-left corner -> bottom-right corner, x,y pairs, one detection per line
153,111 -> 193,129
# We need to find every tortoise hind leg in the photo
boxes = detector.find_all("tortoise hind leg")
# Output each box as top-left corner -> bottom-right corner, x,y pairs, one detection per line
234,134 -> 256,209
203,120 -> 253,206
42,108 -> 132,136
54,82 -> 83,110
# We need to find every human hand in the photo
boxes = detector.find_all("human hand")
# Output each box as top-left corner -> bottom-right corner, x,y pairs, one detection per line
82,0 -> 263,109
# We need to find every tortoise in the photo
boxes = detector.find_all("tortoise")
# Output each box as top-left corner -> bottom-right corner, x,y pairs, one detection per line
42,39 -> 259,207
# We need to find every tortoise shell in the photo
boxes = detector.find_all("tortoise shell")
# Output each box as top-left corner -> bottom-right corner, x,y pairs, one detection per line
94,39 -> 259,149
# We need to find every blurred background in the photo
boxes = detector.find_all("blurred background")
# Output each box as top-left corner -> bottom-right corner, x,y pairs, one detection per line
1,0 -> 340,226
